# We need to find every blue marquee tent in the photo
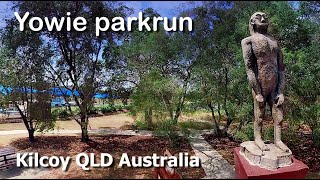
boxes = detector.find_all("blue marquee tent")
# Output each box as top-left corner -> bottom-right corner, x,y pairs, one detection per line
0,85 -> 109,99
94,93 -> 109,99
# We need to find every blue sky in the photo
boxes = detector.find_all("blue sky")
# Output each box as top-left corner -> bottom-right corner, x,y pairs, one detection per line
0,1 -> 201,28
0,1 -> 301,28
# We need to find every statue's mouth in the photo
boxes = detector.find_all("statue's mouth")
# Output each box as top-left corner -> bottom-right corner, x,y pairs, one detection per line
257,22 -> 269,26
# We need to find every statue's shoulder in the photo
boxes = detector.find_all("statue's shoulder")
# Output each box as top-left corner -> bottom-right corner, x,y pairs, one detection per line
241,36 -> 252,46
265,34 -> 278,42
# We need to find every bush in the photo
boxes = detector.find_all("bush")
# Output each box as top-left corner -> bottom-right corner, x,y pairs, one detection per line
282,126 -> 299,145
234,123 -> 254,141
52,108 -> 72,119
135,119 -> 149,130
263,126 -> 274,141
154,119 -> 183,148
313,126 -> 320,147
178,120 -> 213,130
98,104 -> 118,114
100,106 -> 112,114
114,104 -> 124,111
88,107 -> 99,115
124,104 -> 133,111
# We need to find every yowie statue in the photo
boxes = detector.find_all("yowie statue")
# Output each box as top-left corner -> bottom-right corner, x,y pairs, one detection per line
241,12 -> 289,153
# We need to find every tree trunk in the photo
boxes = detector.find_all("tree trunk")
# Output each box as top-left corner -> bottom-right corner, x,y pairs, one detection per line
217,102 -> 221,123
144,108 -> 153,129
28,129 -> 36,143
122,98 -> 128,106
80,114 -> 89,142
208,103 -> 221,136
14,102 -> 36,142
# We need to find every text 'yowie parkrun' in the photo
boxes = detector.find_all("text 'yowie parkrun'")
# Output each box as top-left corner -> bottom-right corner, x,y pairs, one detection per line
14,11 -> 193,36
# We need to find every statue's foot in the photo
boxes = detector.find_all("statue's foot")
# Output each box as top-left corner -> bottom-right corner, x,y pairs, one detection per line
275,140 -> 290,152
255,139 -> 270,151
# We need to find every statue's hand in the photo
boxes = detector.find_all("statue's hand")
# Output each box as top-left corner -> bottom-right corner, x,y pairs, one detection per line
255,94 -> 264,107
275,94 -> 284,107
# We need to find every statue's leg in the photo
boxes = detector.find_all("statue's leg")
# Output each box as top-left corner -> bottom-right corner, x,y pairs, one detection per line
252,90 -> 269,151
272,101 -> 290,152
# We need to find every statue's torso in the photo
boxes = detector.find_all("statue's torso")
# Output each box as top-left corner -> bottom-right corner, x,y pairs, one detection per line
251,33 -> 279,96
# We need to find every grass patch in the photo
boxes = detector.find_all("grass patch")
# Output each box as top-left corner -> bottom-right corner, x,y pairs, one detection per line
178,120 -> 214,130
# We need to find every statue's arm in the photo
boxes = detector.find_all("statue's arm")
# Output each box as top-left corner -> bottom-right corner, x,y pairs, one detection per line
241,37 -> 262,95
277,47 -> 285,95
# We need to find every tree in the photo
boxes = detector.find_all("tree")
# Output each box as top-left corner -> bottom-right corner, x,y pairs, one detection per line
0,25 -> 55,142
10,1 -> 131,142
119,8 -> 198,127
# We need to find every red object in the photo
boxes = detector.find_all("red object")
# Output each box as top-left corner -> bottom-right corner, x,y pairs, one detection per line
234,147 -> 309,179
153,148 -> 183,179
153,167 -> 182,179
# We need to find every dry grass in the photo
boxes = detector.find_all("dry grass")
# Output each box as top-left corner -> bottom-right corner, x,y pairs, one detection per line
0,113 -> 134,131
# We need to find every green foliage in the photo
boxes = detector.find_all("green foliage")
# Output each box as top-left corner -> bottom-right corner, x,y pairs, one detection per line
100,106 -> 113,114
178,120 -> 213,130
234,123 -> 254,141
36,119 -> 56,133
154,119 -> 181,148
263,126 -> 274,141
313,126 -> 320,148
282,126 -> 300,146
134,119 -> 149,131
52,108 -> 72,119
130,71 -> 185,126
96,104 -> 126,114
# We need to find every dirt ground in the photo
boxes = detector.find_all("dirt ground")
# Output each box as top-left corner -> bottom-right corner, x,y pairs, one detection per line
0,113 -> 134,147
8,135 -> 206,179
202,133 -> 320,179
0,113 -> 134,131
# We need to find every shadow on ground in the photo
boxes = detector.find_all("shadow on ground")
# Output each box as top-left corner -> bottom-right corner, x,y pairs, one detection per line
0,167 -> 23,179
0,166 -> 49,179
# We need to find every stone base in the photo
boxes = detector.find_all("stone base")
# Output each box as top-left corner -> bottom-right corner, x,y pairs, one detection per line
240,141 -> 292,170
234,147 -> 309,179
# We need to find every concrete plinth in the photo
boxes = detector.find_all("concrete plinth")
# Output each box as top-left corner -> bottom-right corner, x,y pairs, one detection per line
234,147 -> 309,179
240,141 -> 292,170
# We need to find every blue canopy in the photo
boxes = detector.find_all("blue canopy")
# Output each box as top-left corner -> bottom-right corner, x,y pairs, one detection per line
0,85 -> 11,95
0,85 -> 109,99
49,87 -> 79,97
0,85 -> 36,95
94,93 -> 109,99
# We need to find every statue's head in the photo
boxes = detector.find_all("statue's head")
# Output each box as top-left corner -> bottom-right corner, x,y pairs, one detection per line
249,12 -> 269,35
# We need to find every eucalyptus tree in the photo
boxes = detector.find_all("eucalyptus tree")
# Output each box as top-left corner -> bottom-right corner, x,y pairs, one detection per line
9,1 -> 131,142
0,25 -> 54,142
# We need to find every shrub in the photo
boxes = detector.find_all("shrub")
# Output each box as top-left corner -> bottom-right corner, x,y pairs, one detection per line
263,126 -> 274,141
282,126 -> 299,146
100,106 -> 112,114
313,126 -> 320,148
88,107 -> 99,115
178,120 -> 213,130
135,119 -> 149,130
52,108 -> 72,119
234,123 -> 254,141
59,109 -> 71,118
154,119 -> 181,148
114,104 -> 124,111
98,104 -> 119,114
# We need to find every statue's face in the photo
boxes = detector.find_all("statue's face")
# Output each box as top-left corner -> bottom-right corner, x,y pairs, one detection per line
250,12 -> 269,30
